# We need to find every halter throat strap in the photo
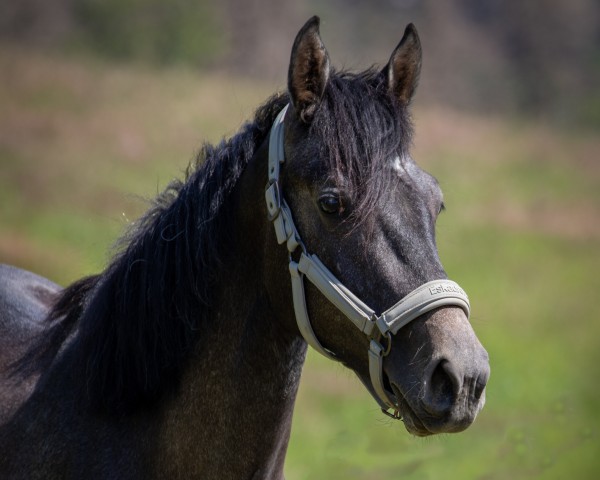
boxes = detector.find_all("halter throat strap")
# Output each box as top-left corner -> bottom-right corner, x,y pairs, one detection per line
264,105 -> 471,416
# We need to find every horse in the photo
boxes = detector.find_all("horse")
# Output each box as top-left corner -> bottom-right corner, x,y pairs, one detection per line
0,16 -> 489,479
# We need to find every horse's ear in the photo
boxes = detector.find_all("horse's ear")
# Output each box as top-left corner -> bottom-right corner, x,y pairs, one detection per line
384,23 -> 422,106
288,16 -> 330,123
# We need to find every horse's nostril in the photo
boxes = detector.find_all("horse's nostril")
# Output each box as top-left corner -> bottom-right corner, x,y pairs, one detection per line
423,360 -> 461,417
474,362 -> 490,400
474,378 -> 486,400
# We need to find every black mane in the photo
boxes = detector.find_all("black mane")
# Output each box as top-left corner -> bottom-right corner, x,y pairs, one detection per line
24,93 -> 287,413
23,68 -> 414,414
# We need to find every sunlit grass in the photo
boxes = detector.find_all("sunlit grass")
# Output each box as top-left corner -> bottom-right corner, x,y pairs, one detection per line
1,44 -> 598,479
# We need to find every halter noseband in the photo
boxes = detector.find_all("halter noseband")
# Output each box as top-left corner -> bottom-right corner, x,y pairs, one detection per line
264,105 -> 471,418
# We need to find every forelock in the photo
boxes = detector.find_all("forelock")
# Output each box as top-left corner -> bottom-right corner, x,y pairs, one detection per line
309,68 -> 414,220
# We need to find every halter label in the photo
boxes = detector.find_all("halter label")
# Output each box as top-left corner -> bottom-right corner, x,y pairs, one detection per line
429,283 -> 466,297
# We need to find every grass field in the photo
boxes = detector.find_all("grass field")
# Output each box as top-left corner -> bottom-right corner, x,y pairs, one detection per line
1,46 -> 599,479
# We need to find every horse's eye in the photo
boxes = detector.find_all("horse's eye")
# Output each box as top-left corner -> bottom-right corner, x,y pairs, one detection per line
319,195 -> 341,215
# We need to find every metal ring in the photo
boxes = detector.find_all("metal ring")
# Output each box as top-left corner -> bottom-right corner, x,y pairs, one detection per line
381,331 -> 392,356
381,408 -> 402,420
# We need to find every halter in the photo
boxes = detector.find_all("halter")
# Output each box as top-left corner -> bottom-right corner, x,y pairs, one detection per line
264,104 -> 471,418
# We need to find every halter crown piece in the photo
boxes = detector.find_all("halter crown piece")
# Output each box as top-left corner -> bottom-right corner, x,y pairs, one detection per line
264,105 -> 471,418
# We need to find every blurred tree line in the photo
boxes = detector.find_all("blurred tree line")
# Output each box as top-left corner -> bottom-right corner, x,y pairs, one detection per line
1,0 -> 599,127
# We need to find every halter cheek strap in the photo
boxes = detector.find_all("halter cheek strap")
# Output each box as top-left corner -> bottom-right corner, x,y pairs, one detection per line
265,105 -> 471,417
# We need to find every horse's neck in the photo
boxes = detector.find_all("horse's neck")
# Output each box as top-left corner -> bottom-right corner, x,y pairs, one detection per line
154,148 -> 307,479
154,274 -> 306,478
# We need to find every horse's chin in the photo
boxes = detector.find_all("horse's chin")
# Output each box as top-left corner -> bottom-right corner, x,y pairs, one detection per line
391,386 -> 434,437
355,371 -> 435,436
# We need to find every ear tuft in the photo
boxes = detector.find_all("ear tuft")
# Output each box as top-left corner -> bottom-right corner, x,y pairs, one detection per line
288,16 -> 330,123
384,23 -> 422,106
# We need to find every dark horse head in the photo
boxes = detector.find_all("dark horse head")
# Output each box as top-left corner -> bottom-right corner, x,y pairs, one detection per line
263,17 -> 490,436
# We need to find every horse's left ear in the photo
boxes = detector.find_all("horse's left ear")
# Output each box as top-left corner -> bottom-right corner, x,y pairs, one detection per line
288,16 -> 330,123
384,23 -> 422,106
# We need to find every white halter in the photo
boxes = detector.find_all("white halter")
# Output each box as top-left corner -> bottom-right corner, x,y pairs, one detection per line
264,105 -> 470,418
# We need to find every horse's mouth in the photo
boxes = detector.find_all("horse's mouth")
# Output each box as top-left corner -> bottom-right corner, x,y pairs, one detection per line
390,384 -> 433,437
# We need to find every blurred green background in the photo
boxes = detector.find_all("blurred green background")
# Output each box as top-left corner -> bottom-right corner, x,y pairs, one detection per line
1,1 -> 598,478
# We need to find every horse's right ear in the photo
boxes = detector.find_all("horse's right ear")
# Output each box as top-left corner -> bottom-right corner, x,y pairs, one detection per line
288,16 -> 330,123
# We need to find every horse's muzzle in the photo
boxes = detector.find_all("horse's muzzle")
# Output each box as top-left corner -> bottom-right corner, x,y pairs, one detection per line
385,307 -> 490,436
